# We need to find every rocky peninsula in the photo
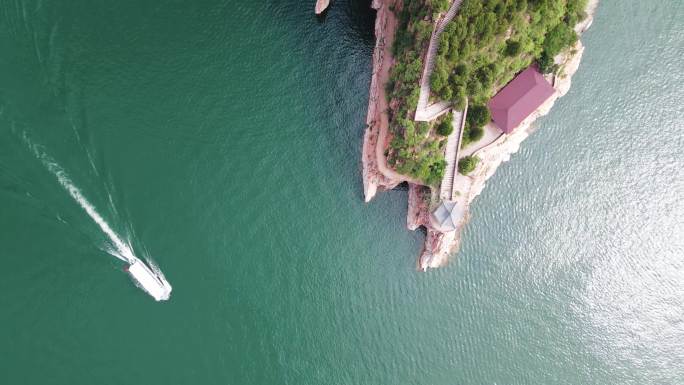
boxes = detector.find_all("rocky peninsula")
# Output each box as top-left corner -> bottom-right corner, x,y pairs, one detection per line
362,0 -> 599,270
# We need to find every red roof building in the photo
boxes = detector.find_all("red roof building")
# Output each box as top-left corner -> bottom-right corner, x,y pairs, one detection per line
487,66 -> 556,134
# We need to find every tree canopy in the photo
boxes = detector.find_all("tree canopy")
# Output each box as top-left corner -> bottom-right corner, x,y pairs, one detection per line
458,156 -> 480,175
384,0 -> 587,184
431,0 -> 585,103
436,113 -> 454,136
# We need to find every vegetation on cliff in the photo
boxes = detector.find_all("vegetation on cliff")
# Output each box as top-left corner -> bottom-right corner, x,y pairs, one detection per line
387,113 -> 452,185
384,0 -> 586,185
458,155 -> 480,175
431,0 -> 586,105
461,104 -> 490,148
384,0 -> 449,186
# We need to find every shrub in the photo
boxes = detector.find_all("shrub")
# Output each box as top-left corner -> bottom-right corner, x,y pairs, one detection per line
476,67 -> 495,89
425,158 -> 446,185
538,51 -> 558,74
438,34 -> 450,56
460,123 -> 484,148
458,156 -> 480,175
566,0 -> 588,25
543,23 -> 577,57
466,104 -> 491,130
417,122 -> 430,136
438,86 -> 453,101
505,40 -> 522,56
453,63 -> 469,77
515,0 -> 528,12
436,113 -> 453,136
468,125 -> 484,142
432,0 -> 451,13
431,56 -> 450,93
407,86 -> 421,111
452,87 -> 467,110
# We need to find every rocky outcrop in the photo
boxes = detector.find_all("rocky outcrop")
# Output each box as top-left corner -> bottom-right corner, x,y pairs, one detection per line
362,0 -> 599,270
407,183 -> 430,231
416,2 -> 599,270
362,0 -> 406,202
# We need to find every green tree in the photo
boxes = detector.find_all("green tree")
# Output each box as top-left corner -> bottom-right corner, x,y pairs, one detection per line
543,23 -> 577,57
458,156 -> 480,175
437,113 -> 454,136
452,85 -> 467,110
505,40 -> 522,56
432,0 -> 451,13
438,86 -> 453,101
466,105 -> 491,130
427,158 -> 446,185
468,125 -> 484,142
417,122 -> 430,136
538,51 -> 557,74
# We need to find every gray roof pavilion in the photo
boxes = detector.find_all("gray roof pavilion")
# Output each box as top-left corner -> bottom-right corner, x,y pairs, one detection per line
431,201 -> 463,232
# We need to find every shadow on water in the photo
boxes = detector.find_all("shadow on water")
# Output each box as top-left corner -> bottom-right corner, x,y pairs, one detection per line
315,0 -> 375,42
348,0 -> 375,44
395,181 -> 409,191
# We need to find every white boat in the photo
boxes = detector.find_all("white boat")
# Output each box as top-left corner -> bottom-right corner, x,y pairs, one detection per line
126,260 -> 172,301
315,0 -> 330,15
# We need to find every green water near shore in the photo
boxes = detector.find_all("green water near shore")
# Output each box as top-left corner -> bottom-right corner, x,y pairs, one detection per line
1,1 -> 682,384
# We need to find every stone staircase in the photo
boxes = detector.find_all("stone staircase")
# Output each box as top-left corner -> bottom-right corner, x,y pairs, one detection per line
415,0 -> 464,121
439,101 -> 468,201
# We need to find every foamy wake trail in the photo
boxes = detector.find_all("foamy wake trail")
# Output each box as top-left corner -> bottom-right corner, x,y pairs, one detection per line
39,156 -> 134,262
22,133 -> 172,300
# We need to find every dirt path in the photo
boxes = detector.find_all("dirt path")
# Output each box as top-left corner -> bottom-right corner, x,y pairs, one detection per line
372,1 -> 424,185
362,0 -> 422,201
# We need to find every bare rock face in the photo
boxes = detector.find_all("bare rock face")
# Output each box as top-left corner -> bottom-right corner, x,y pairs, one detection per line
555,41 -> 585,98
407,183 -> 431,231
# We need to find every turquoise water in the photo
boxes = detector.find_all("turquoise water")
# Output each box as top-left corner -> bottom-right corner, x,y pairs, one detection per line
1,1 -> 682,384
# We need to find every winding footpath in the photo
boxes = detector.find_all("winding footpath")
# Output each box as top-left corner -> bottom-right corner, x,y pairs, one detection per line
362,0 -> 422,202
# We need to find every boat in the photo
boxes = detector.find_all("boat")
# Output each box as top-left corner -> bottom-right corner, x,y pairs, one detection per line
315,0 -> 330,15
126,259 -> 172,301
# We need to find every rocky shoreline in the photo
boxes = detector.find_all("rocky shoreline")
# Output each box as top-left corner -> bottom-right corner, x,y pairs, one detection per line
362,0 -> 599,270
362,0 -> 405,203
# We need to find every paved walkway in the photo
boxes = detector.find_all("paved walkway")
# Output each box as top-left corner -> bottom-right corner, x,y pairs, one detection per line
417,101 -> 452,122
460,123 -> 502,157
414,0 -> 464,121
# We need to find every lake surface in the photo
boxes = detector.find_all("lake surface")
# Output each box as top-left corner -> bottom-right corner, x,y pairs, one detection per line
0,1 -> 682,384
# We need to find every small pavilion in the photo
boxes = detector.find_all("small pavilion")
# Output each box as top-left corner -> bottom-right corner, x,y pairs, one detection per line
431,201 -> 463,232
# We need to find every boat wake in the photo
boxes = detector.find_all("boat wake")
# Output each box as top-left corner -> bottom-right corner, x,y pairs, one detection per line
22,134 -> 172,301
